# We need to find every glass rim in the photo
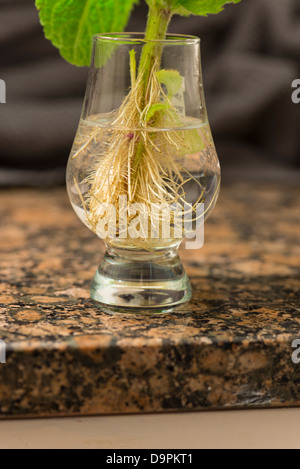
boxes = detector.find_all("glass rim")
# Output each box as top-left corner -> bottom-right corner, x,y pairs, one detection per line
93,32 -> 200,45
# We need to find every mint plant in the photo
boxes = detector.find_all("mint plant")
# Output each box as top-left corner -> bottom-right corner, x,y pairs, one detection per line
36,0 -> 242,247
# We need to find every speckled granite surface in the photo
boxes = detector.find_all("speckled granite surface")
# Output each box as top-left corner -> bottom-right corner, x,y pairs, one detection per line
0,183 -> 299,418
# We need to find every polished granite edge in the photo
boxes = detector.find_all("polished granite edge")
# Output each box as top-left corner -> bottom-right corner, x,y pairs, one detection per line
0,330 -> 299,418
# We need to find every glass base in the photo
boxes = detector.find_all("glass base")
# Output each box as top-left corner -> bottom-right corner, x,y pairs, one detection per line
90,248 -> 192,314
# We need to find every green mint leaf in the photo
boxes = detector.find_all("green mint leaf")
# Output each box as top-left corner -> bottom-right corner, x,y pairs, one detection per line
145,103 -> 170,122
146,0 -> 242,16
181,129 -> 205,154
172,0 -> 242,16
156,69 -> 182,99
35,0 -> 138,66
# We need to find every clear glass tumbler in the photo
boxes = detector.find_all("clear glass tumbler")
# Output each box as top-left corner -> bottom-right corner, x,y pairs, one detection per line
66,33 -> 220,314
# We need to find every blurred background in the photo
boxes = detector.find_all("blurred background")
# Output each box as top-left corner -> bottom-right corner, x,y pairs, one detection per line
0,0 -> 299,186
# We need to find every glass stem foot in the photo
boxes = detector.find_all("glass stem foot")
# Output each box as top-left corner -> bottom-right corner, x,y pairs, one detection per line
90,248 -> 192,314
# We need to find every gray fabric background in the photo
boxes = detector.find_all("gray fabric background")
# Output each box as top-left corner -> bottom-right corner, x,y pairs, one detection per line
0,0 -> 299,185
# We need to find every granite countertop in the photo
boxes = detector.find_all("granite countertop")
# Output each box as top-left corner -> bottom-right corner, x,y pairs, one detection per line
0,183 -> 299,418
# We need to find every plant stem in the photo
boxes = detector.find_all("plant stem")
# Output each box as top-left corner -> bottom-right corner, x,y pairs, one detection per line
138,6 -> 172,100
132,7 -> 172,173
